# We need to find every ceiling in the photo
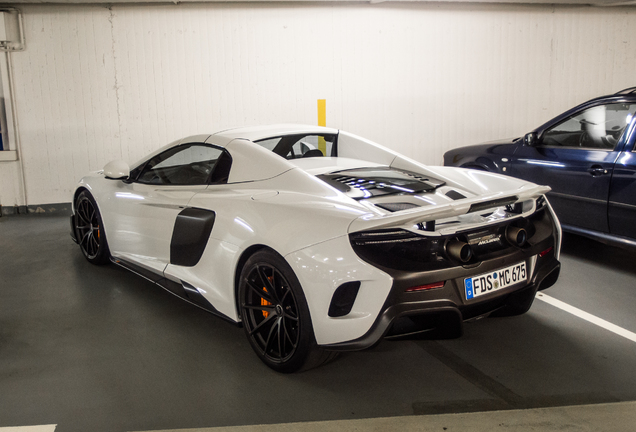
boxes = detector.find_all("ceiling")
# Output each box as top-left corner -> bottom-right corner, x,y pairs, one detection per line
4,0 -> 636,5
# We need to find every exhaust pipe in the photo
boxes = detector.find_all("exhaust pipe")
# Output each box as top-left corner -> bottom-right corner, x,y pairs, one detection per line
506,226 -> 527,247
446,240 -> 472,263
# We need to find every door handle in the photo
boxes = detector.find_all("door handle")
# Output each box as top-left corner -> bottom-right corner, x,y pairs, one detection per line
588,165 -> 608,177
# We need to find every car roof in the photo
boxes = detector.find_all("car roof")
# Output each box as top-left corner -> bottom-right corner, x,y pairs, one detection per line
209,124 -> 339,146
612,86 -> 636,96
131,124 -> 341,169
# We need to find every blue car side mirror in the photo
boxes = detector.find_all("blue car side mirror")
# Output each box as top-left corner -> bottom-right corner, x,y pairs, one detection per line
524,132 -> 538,146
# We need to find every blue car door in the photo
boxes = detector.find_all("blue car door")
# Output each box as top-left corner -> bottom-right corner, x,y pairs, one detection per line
511,102 -> 636,233
608,117 -> 636,240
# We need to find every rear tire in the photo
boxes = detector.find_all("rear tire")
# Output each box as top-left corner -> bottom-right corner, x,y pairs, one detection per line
238,249 -> 336,373
74,190 -> 111,265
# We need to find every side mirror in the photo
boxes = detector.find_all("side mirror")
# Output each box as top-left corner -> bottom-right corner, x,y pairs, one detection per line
103,160 -> 130,180
524,132 -> 538,146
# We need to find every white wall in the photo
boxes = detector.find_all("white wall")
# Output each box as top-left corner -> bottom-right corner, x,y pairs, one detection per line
1,2 -> 636,206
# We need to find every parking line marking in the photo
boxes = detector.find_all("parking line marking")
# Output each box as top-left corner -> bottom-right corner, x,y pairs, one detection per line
536,292 -> 636,343
0,426 -> 56,432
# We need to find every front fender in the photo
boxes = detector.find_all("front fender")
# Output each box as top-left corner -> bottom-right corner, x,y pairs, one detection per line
463,156 -> 498,172
444,140 -> 518,174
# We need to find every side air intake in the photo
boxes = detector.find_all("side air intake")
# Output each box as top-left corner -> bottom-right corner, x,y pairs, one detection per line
328,282 -> 361,318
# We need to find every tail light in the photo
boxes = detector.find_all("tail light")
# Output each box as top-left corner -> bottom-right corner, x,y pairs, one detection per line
349,229 -> 467,272
405,281 -> 445,292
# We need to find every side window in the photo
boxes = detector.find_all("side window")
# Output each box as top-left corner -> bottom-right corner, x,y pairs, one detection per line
255,134 -> 337,159
541,103 -> 636,150
137,144 -> 224,185
287,135 -> 334,159
256,137 -> 282,151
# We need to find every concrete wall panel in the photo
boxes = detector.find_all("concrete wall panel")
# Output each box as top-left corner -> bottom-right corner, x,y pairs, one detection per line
1,3 -> 635,206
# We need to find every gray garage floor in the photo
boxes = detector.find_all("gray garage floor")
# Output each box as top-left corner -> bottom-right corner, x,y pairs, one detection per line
1,213 -> 635,432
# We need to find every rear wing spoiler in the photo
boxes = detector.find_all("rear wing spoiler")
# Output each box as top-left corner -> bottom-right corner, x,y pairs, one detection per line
348,184 -> 551,234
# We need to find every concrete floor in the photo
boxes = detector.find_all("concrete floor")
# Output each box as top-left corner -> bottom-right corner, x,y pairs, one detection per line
1,213 -> 635,432
136,401 -> 636,431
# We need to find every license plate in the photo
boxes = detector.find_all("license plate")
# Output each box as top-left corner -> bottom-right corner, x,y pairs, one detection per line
464,262 -> 527,300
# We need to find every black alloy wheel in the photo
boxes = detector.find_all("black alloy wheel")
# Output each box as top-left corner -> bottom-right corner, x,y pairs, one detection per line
243,263 -> 300,361
239,250 -> 336,373
75,190 -> 110,264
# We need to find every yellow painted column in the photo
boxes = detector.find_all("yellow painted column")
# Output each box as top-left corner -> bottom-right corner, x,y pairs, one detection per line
317,99 -> 326,155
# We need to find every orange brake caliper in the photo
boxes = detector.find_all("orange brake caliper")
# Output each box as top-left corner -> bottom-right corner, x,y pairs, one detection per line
261,277 -> 273,318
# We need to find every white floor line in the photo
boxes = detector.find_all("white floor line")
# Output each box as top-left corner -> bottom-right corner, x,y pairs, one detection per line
0,427 -> 56,432
536,292 -> 636,343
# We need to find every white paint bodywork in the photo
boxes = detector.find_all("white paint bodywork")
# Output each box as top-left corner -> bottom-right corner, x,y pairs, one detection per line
74,125 -> 559,345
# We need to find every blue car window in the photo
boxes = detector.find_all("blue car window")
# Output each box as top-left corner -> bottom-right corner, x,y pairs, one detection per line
541,103 -> 636,150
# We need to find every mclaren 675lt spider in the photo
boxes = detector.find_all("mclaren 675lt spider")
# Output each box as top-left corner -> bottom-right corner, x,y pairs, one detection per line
71,124 -> 561,372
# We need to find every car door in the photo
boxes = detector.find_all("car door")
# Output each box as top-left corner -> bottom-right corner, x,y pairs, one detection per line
106,142 -> 226,275
608,116 -> 636,240
510,102 -> 636,232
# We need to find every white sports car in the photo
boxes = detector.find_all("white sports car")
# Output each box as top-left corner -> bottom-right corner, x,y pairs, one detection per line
71,125 -> 562,372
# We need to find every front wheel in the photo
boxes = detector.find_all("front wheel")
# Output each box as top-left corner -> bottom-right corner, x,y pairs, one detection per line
74,190 -> 111,265
238,249 -> 336,373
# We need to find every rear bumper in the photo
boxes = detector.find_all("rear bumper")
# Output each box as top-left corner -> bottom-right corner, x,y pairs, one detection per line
322,245 -> 560,351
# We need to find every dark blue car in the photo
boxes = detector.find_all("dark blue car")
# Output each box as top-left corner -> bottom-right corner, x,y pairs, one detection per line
444,87 -> 636,248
